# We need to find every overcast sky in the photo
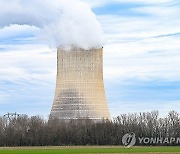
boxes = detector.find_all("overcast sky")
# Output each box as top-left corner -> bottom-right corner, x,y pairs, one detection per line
0,0 -> 180,118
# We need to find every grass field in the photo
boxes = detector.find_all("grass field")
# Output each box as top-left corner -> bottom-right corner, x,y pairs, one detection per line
0,146 -> 180,153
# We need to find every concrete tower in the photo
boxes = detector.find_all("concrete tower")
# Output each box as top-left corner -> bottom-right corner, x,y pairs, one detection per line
50,46 -> 111,120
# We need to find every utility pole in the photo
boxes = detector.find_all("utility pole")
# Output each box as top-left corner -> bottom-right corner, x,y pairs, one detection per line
3,112 -> 26,121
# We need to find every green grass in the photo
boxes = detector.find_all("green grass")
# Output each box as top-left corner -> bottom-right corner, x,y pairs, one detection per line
0,146 -> 180,153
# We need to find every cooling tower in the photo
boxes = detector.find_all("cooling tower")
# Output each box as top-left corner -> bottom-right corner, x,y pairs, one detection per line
50,47 -> 111,120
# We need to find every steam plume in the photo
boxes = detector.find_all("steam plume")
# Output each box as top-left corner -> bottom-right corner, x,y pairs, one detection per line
0,0 -> 105,49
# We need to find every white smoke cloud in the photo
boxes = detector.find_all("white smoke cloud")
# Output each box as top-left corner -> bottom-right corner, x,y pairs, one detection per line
0,0 -> 105,49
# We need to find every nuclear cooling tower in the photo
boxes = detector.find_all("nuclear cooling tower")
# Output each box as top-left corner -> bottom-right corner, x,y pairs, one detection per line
50,47 -> 111,120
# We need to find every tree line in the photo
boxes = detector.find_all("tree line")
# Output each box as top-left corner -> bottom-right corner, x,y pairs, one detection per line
0,110 -> 180,146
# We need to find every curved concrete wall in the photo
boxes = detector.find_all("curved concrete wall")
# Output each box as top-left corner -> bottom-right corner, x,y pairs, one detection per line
50,47 -> 111,120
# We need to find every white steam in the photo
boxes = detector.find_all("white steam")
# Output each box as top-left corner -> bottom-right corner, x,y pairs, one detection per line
0,0 -> 105,49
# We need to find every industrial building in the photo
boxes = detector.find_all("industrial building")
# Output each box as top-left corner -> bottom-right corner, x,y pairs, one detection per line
50,47 -> 111,120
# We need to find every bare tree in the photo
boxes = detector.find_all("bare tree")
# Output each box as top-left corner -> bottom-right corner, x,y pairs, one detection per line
0,110 -> 180,146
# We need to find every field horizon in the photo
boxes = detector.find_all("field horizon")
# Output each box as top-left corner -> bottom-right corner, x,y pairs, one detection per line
1,146 -> 180,153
